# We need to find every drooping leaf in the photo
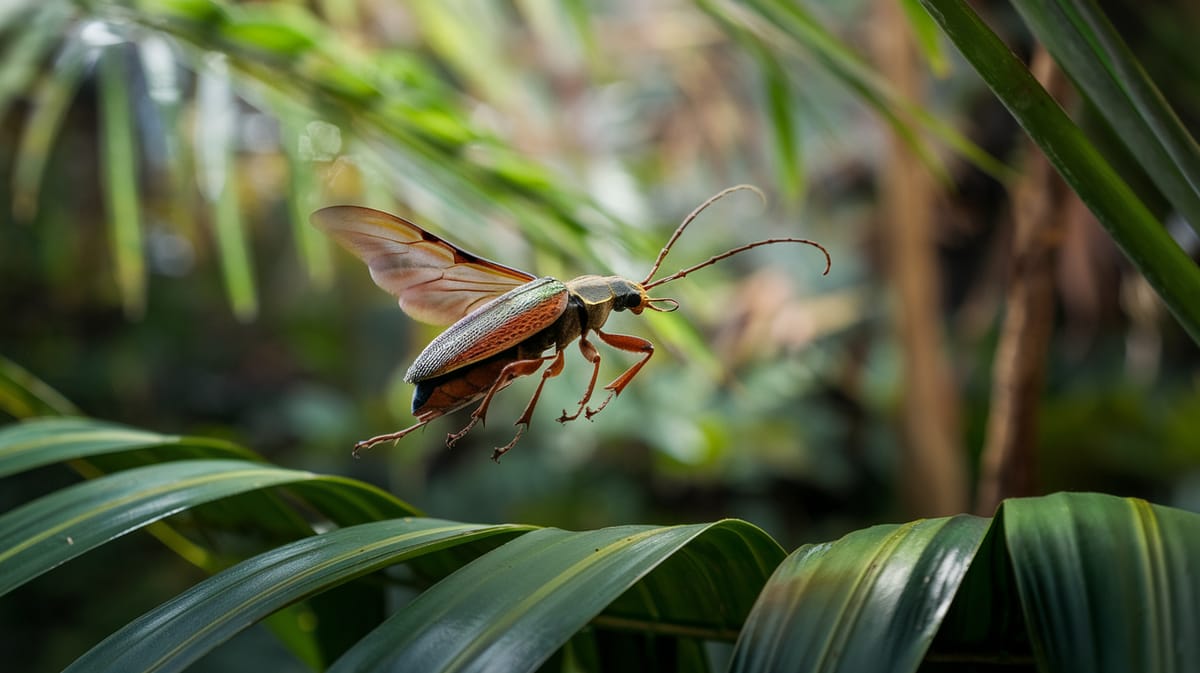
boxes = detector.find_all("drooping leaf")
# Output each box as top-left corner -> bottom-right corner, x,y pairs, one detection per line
919,0 -> 1200,345
62,519 -> 532,673
98,42 -> 146,318
331,520 -> 784,673
0,356 -> 79,418
0,459 -> 322,596
1011,0 -> 1200,238
13,36 -> 93,223
1001,492 -> 1200,673
196,53 -> 258,321
0,417 -> 253,478
729,515 -> 988,673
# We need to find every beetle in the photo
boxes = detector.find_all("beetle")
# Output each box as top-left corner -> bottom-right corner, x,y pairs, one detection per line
313,185 -> 831,461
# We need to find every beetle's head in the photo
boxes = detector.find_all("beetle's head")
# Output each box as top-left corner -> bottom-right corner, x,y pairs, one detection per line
609,278 -> 678,315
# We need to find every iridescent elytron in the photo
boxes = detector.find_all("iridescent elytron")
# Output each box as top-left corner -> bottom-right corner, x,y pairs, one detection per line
313,185 -> 831,461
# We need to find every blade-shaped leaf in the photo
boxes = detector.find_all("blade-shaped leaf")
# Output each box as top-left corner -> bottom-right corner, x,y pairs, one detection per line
9,20 -> 91,220
137,34 -> 199,242
701,0 -> 1014,182
99,42 -> 146,318
1011,0 -> 1200,237
1001,492 -> 1200,673
0,355 -> 79,418
0,417 -> 255,478
0,459 -> 321,596
758,43 -> 805,201
277,104 -> 334,287
919,0 -> 1200,345
63,518 -> 532,673
196,53 -> 258,321
0,1 -> 69,125
900,0 -> 948,77
332,519 -> 784,673
729,514 -> 988,673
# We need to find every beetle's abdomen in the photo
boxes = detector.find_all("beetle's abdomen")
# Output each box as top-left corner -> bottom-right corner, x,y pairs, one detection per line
411,352 -> 516,417
405,277 -> 568,382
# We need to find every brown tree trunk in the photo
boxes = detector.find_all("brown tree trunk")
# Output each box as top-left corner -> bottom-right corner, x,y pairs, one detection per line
872,0 -> 967,517
975,47 -> 1071,515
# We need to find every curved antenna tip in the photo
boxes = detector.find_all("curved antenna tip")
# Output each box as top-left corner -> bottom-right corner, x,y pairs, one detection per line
727,184 -> 767,209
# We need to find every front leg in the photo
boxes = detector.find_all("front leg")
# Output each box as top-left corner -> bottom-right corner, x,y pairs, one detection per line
585,329 -> 654,420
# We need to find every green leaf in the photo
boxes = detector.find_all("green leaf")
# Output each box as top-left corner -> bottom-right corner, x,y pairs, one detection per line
0,355 -> 79,418
0,459 -> 324,597
1011,0 -> 1200,238
63,519 -> 532,673
0,1 -> 70,133
1001,492 -> 1200,673
137,35 -> 200,243
729,514 -> 988,673
12,36 -> 91,223
0,417 -> 254,478
919,0 -> 1200,345
195,54 -> 258,321
755,44 -> 805,200
900,0 -> 949,77
99,43 -> 147,318
331,520 -> 784,672
278,108 -> 334,288
707,0 -> 1014,183
220,4 -> 320,58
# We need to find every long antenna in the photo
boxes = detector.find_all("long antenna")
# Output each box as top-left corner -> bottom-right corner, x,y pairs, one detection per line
640,184 -> 765,285
643,237 -> 831,290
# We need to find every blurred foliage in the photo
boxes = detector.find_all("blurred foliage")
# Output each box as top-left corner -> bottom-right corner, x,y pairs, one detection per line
1,0 -> 1199,670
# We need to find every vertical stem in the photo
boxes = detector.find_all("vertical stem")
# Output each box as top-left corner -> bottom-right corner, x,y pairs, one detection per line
872,0 -> 967,516
976,48 -> 1068,514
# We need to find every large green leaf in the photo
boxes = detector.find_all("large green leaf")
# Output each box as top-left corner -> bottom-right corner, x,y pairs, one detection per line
0,459 -> 322,596
919,0 -> 1200,345
0,416 -> 419,569
729,515 -> 988,673
0,417 -> 255,478
331,520 -> 785,673
62,518 -> 532,673
1011,0 -> 1200,237
1001,492 -> 1200,673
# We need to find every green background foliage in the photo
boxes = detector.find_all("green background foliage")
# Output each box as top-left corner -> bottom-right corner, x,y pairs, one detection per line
1,0 -> 1199,670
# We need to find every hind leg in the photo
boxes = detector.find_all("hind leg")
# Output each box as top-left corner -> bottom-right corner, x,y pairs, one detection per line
446,354 -> 554,448
493,349 -> 566,461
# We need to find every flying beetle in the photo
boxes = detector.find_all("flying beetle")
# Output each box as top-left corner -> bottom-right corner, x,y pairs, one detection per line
313,185 -> 831,461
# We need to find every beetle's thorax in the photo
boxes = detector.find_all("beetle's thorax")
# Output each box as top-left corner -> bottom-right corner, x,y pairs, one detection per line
565,274 -> 649,330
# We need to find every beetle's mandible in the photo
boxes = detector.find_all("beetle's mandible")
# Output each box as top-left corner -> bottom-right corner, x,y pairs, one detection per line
312,185 -> 831,461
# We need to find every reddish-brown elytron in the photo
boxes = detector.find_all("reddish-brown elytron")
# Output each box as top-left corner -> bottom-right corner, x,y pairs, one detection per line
313,185 -> 831,461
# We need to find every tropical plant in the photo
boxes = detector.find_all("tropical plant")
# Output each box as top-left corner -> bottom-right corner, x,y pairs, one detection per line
3,0 -> 1200,671
4,416 -> 1198,672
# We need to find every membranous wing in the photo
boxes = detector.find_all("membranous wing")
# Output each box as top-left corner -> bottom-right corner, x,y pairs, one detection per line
312,206 -> 535,325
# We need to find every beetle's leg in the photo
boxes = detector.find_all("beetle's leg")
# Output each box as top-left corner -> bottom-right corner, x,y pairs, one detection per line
494,349 -> 567,461
446,355 -> 552,448
352,420 -> 435,458
558,333 -> 601,423
585,330 -> 654,420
